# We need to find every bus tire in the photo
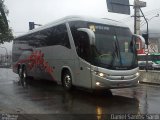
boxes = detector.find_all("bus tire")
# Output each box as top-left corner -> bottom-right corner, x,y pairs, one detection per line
105,89 -> 113,97
20,66 -> 28,87
62,70 -> 72,91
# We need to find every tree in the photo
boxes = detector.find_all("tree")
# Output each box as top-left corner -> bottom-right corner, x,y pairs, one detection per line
0,0 -> 13,44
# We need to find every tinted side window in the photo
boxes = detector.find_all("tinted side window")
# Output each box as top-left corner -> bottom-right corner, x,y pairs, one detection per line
69,21 -> 91,62
69,21 -> 87,41
27,32 -> 43,47
38,24 -> 70,48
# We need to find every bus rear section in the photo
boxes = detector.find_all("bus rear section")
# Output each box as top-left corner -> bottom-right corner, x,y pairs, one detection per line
12,23 -> 74,83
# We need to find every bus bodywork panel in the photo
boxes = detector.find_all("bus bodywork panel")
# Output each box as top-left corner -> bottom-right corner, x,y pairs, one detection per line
12,45 -> 75,81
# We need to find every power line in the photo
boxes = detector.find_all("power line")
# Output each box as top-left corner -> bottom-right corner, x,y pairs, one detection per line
140,13 -> 160,27
120,8 -> 160,23
143,8 -> 160,16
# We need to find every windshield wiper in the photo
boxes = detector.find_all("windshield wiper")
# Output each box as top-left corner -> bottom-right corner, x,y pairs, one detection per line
130,36 -> 138,67
111,41 -> 120,66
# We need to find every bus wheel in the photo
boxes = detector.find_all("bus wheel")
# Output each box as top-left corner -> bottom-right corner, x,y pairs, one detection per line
62,70 -> 72,91
20,67 -> 28,87
105,89 -> 113,97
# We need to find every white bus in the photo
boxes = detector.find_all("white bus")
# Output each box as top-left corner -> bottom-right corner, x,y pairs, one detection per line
12,16 -> 144,90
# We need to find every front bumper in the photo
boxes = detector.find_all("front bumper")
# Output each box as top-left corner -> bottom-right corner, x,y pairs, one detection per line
92,73 -> 139,89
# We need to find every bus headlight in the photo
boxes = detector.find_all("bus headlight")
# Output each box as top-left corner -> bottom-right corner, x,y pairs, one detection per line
99,73 -> 105,77
95,71 -> 108,78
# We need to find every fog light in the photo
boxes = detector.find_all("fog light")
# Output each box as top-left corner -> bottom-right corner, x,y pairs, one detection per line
96,82 -> 100,86
136,72 -> 140,76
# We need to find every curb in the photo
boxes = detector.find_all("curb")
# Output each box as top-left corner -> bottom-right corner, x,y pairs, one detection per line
139,81 -> 160,86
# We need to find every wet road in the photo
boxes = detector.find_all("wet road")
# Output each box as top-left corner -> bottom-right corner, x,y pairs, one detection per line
0,68 -> 160,119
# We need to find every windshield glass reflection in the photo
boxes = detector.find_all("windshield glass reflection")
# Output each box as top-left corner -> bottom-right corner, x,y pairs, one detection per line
89,24 -> 137,70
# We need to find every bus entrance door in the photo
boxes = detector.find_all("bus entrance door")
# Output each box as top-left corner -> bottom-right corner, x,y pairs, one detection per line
76,58 -> 92,89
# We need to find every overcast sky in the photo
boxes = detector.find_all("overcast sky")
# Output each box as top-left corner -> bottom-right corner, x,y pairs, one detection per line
1,0 -> 160,54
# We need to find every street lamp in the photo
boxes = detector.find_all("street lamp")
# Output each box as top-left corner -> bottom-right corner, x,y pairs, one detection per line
148,14 -> 159,21
0,46 -> 8,66
141,14 -> 159,27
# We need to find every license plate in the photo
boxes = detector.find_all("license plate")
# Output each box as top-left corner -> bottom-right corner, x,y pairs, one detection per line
117,83 -> 127,87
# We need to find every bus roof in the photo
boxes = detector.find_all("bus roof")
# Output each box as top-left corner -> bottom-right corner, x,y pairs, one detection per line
15,15 -> 128,39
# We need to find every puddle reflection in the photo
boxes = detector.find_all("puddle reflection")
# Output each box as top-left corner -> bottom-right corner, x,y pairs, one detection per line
13,79 -> 140,115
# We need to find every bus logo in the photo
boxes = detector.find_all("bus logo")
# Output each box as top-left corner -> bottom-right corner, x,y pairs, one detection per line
121,76 -> 124,80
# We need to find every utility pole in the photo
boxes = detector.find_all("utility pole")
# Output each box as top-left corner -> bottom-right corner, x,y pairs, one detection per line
134,0 -> 141,34
134,0 -> 146,35
134,0 -> 149,71
0,46 -> 8,66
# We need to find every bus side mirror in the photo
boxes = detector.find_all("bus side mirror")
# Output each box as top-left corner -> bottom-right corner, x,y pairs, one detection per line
77,28 -> 95,46
133,34 -> 145,49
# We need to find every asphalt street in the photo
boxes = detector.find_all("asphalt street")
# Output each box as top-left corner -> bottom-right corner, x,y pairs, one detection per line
0,68 -> 160,120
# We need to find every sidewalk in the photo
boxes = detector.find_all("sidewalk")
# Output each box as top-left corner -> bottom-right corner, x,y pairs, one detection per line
139,70 -> 160,85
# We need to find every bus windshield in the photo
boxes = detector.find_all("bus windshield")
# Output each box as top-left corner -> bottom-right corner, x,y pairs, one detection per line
89,24 -> 138,70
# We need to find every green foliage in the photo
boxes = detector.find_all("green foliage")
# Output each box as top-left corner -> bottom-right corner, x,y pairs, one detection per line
0,27 -> 13,44
0,0 -> 13,44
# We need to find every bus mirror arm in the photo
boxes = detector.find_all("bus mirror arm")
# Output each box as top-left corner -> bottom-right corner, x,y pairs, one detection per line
77,28 -> 95,46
